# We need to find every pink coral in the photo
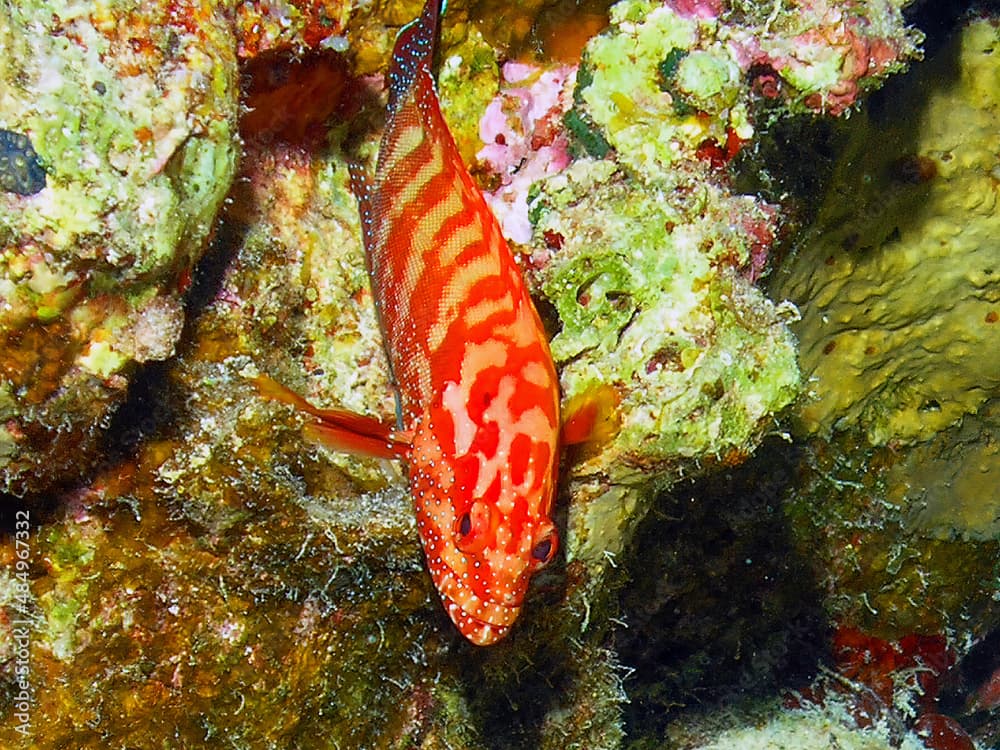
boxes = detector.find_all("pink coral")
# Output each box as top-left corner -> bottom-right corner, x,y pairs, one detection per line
778,13 -> 910,114
477,62 -> 576,244
724,1 -> 915,116
668,0 -> 724,20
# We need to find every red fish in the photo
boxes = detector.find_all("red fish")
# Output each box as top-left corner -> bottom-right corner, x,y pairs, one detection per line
258,0 -> 563,645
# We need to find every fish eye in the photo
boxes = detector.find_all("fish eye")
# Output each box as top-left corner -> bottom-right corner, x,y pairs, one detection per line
457,512 -> 472,537
531,539 -> 552,562
530,527 -> 558,566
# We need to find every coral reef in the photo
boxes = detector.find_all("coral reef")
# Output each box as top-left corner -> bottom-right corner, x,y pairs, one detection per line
574,0 -> 922,182
0,0 -> 967,747
762,16 -> 1000,750
478,61 -> 576,242
0,130 -> 473,748
235,0 -> 354,59
0,0 -> 239,494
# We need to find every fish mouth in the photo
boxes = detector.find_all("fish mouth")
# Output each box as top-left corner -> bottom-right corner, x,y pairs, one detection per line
445,600 -> 512,646
432,565 -> 524,644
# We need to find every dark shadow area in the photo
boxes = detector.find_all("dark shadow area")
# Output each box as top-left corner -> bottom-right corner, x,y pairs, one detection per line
0,492 -> 60,536
182,214 -> 247,323
940,626 -> 1000,747
463,638 -> 576,750
904,0 -> 994,58
616,438 -> 829,742
99,216 -> 245,471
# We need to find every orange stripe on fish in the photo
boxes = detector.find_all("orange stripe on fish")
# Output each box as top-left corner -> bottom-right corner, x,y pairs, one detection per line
257,0 -> 565,646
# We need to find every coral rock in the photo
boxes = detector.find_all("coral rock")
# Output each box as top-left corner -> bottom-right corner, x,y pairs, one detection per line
0,0 -> 240,494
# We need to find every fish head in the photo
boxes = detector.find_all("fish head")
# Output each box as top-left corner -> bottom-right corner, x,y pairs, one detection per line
409,392 -> 559,646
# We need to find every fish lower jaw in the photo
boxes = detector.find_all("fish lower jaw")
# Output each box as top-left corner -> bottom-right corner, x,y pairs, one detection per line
445,600 -> 513,646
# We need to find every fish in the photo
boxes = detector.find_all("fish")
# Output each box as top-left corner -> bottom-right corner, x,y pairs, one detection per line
257,0 -> 565,645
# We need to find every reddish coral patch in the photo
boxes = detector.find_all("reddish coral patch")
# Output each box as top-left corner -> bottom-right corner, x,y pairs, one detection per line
912,713 -> 975,750
695,128 -> 745,169
241,51 -> 349,144
833,627 -> 952,710
542,230 -> 564,250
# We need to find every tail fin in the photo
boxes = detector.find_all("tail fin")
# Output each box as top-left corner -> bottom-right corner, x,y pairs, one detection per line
387,0 -> 446,112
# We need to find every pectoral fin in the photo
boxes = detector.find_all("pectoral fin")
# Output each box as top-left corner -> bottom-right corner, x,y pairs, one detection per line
252,374 -> 411,459
560,384 -> 621,448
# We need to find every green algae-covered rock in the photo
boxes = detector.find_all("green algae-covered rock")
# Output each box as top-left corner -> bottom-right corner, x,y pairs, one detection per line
0,0 -> 239,495
577,1 -> 709,178
533,160 -> 799,477
784,425 -> 1000,641
526,156 -> 800,620
575,0 -> 922,182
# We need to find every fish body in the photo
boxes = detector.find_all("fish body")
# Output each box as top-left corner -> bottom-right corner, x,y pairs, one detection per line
348,0 -> 561,645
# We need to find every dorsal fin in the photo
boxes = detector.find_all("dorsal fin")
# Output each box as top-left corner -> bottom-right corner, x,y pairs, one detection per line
387,0 -> 445,113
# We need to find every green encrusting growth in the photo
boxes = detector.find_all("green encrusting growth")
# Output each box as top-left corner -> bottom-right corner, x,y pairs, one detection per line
0,0 -> 239,495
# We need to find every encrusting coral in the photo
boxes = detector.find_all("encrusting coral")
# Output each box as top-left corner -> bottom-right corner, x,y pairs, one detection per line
0,0 -> 239,495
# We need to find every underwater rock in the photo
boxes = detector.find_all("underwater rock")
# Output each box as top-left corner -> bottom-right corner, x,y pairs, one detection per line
0,0 -> 939,747
527,158 -> 801,600
775,11 -> 1000,663
666,696 -> 940,750
0,129 -> 478,748
0,0 -> 239,495
503,0 -> 824,650
773,17 -> 1000,448
783,410 -> 1000,641
235,0 -> 353,58
575,0 -> 922,182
